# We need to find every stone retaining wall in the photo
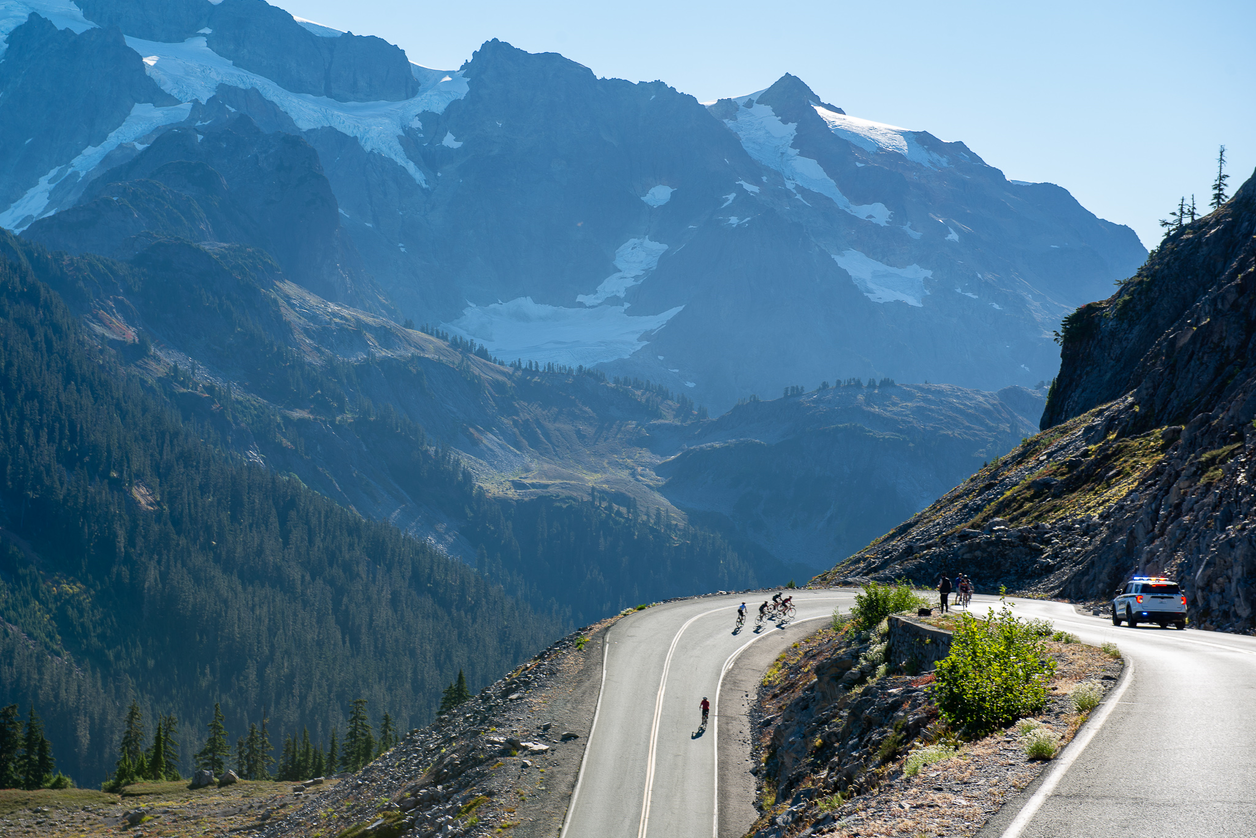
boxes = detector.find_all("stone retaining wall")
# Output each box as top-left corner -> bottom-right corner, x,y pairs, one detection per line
886,615 -> 952,672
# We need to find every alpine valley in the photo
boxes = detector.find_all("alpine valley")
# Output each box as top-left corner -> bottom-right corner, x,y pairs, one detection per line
0,0 -> 1153,790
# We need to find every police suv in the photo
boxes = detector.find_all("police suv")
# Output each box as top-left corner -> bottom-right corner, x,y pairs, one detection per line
1112,576 -> 1187,629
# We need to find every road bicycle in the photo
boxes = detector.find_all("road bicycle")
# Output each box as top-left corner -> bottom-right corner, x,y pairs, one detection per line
735,610 -> 746,629
780,603 -> 796,620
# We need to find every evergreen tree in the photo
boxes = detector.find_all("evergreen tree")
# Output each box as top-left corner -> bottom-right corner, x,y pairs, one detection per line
195,704 -> 230,776
119,702 -> 146,776
377,713 -> 397,756
0,705 -> 21,789
1211,145 -> 1230,209
146,717 -> 168,782
1160,196 -> 1187,234
1189,194 -> 1198,223
343,699 -> 375,772
21,706 -> 54,790
326,727 -> 339,777
278,735 -> 296,781
158,714 -> 180,781
299,728 -> 313,780
235,737 -> 246,776
243,723 -> 270,780
439,671 -> 472,714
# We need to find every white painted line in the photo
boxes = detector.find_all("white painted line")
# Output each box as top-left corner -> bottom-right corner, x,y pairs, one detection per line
639,605 -> 724,838
999,654 -> 1136,838
559,631 -> 610,838
710,612 -> 837,838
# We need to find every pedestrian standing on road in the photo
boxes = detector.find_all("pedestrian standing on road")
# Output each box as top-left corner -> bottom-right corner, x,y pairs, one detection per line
938,573 -> 952,613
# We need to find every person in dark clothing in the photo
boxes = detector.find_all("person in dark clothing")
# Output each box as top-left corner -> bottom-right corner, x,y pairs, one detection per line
938,574 -> 953,613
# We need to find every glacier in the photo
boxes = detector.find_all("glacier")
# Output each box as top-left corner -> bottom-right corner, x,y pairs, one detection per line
446,297 -> 684,367
123,35 -> 470,187
0,0 -> 94,59
576,238 -> 668,306
724,101 -> 890,225
0,102 -> 193,231
813,106 -> 949,169
832,249 -> 931,307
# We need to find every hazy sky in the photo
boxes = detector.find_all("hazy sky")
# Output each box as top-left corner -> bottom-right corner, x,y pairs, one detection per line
281,0 -> 1254,249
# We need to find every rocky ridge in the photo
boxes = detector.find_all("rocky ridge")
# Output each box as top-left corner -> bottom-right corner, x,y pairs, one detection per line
818,171 -> 1256,632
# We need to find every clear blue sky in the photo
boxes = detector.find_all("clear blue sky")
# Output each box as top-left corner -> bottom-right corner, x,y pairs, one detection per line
282,0 -> 1254,250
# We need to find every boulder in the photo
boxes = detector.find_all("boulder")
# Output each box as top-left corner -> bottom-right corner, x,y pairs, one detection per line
190,768 -> 215,789
218,769 -> 239,786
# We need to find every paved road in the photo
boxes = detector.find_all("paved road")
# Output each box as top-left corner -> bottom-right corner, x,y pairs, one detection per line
560,589 -> 859,838
561,590 -> 1256,838
974,596 -> 1256,838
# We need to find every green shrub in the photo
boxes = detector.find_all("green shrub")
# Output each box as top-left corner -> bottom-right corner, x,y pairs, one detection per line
903,743 -> 956,777
851,580 -> 929,631
1051,630 -> 1079,644
1024,618 -> 1055,637
1021,727 -> 1061,759
831,607 -> 852,632
1100,642 -> 1121,658
930,599 -> 1057,736
1071,682 -> 1103,713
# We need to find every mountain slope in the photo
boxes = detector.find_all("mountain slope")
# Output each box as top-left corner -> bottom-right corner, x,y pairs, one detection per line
0,0 -> 1145,413
0,249 -> 561,786
819,170 -> 1256,633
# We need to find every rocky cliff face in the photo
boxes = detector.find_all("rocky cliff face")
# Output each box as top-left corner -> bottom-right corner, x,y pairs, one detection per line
0,0 -> 1145,415
820,171 -> 1256,633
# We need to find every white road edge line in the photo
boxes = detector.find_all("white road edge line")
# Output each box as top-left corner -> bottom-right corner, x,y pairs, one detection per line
559,631 -> 610,838
999,653 -> 1136,838
711,611 -> 839,838
639,606 -> 725,838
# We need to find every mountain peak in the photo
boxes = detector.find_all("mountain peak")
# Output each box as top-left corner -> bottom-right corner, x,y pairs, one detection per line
756,73 -> 845,115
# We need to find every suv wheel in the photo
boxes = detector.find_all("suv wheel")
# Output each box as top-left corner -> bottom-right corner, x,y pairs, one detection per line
1112,609 -> 1121,626
1176,621 -> 1186,630
1127,607 -> 1138,627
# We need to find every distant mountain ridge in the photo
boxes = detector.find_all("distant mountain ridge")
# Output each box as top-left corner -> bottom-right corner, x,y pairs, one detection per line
0,0 -> 1145,414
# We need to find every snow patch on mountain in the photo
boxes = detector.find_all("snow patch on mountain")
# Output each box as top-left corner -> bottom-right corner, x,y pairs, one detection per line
293,16 -> 341,38
0,0 -> 94,58
832,250 -> 931,307
814,106 -> 949,169
577,238 -> 668,306
641,185 -> 674,207
723,102 -> 890,225
446,297 -> 684,367
737,180 -> 760,194
441,131 -> 463,148
0,101 -> 192,231
946,226 -> 960,241
123,35 -> 470,187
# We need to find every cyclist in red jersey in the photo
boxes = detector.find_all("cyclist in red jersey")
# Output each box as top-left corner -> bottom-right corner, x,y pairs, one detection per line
700,697 -> 710,725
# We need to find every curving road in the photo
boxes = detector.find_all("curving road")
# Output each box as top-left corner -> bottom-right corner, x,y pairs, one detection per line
978,596 -> 1256,838
560,589 -> 860,838
559,590 -> 1256,837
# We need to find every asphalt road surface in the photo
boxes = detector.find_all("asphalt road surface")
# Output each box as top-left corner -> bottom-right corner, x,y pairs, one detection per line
561,590 -> 1256,838
975,596 -> 1256,838
560,589 -> 859,838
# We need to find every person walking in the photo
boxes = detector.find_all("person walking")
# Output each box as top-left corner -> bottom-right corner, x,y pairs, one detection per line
937,573 -> 953,614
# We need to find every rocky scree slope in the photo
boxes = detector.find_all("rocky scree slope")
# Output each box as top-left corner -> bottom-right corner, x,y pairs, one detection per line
818,170 -> 1256,633
0,0 -> 1145,413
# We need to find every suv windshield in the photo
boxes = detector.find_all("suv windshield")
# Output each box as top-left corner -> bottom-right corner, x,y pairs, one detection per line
1144,584 -> 1181,595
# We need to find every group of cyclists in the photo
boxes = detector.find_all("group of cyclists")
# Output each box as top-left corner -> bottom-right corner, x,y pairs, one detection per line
734,591 -> 796,630
937,573 -> 973,612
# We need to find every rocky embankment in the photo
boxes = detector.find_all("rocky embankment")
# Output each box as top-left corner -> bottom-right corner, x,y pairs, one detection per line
819,171 -> 1256,633
249,615 -> 615,838
745,615 -> 1122,838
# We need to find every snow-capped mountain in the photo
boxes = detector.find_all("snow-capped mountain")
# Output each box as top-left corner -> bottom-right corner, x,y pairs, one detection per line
0,0 -> 1146,413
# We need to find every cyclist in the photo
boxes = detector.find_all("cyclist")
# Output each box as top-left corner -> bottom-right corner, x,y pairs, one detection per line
736,602 -> 747,627
757,601 -> 769,625
700,696 -> 710,726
